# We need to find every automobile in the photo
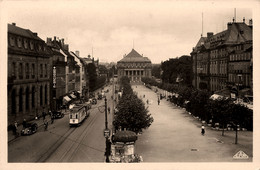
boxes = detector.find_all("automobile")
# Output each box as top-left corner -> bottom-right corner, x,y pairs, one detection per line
91,98 -> 97,105
98,94 -> 102,100
21,123 -> 38,135
52,111 -> 64,119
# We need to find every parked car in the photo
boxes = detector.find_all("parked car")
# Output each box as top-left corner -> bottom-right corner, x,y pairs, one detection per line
98,94 -> 102,100
91,98 -> 97,105
52,111 -> 64,119
21,123 -> 38,135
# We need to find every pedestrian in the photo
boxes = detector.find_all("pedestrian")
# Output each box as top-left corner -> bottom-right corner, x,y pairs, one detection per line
13,121 -> 18,136
51,113 -> 54,124
146,99 -> 149,105
108,107 -> 110,114
143,95 -> 145,98
201,125 -> 205,135
158,98 -> 160,105
42,111 -> 46,120
44,120 -> 48,131
22,119 -> 27,128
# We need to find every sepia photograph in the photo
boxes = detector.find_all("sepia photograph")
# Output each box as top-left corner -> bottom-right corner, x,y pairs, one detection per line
0,0 -> 259,169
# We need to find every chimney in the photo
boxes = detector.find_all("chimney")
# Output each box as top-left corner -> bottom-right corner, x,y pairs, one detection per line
227,22 -> 232,30
33,33 -> 38,36
64,44 -> 69,51
75,51 -> 80,57
12,23 -> 16,26
88,54 -> 91,58
54,36 -> 56,41
249,19 -> 253,26
243,17 -> 245,23
207,32 -> 213,38
232,17 -> 235,23
46,37 -> 52,45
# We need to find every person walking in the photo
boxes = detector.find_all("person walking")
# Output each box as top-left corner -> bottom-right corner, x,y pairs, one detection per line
158,97 -> 160,105
108,107 -> 110,114
22,119 -> 27,128
42,111 -> 46,120
13,121 -> 18,136
44,120 -> 48,131
146,99 -> 149,105
201,125 -> 205,135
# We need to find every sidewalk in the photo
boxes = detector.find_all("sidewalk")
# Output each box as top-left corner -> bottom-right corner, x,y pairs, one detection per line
8,109 -> 71,143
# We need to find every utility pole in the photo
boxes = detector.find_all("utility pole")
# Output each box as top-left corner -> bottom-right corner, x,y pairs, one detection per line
104,97 -> 110,162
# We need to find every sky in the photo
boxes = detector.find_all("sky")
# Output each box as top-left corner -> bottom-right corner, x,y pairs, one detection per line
1,0 -> 256,63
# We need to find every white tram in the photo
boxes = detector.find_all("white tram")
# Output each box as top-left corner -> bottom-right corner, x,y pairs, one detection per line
69,103 -> 91,126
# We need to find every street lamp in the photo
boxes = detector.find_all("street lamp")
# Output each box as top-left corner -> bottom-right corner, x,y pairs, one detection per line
103,97 -> 111,162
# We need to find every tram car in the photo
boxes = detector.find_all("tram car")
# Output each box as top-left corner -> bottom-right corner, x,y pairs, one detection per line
69,103 -> 91,126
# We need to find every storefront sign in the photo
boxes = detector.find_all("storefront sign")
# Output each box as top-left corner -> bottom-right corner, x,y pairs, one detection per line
53,66 -> 56,88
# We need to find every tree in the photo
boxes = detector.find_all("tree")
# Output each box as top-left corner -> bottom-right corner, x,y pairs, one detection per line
114,93 -> 153,133
206,98 -> 233,136
87,63 -> 97,91
151,64 -> 161,79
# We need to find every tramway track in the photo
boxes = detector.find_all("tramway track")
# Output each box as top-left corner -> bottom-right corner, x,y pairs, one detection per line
36,127 -> 77,162
59,106 -> 103,162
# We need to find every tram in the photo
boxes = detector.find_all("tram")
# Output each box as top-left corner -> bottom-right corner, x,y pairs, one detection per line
69,103 -> 91,126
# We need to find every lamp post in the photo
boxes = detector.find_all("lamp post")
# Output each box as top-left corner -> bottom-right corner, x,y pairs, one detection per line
104,97 -> 110,162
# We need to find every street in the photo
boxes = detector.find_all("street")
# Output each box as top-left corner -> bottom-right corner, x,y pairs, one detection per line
8,85 -> 114,162
133,85 -> 253,162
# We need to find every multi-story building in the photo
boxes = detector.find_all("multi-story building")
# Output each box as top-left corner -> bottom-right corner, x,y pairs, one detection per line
117,49 -> 152,84
46,37 -> 67,110
191,19 -> 253,98
8,23 -> 52,125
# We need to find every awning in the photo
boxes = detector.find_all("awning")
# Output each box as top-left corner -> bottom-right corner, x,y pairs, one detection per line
70,94 -> 77,99
63,96 -> 71,102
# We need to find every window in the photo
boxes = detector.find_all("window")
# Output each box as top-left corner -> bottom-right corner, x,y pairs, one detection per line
45,64 -> 47,77
19,88 -> 23,112
12,62 -> 16,78
45,85 -> 47,105
26,87 -> 29,110
24,39 -> 28,49
26,63 -> 29,79
32,86 -> 35,108
10,36 -> 15,46
11,89 -> 16,114
32,64 -> 35,78
17,37 -> 22,48
40,86 -> 43,106
19,63 -> 23,79
40,64 -> 43,78
30,40 -> 34,50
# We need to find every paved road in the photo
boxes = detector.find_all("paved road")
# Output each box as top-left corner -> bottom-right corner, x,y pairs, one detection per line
8,85 -> 114,162
133,85 -> 252,162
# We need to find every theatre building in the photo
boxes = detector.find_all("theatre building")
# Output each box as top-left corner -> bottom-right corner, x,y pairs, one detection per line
8,23 -> 52,126
117,49 -> 152,84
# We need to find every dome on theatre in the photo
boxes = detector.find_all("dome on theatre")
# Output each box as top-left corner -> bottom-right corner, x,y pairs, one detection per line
113,130 -> 138,143
118,49 -> 151,63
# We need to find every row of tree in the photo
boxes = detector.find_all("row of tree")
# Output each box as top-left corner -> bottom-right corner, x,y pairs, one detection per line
161,55 -> 193,86
142,77 -> 253,133
113,76 -> 154,134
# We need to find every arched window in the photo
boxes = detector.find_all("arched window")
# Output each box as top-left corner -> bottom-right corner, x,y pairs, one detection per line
11,89 -> 16,114
45,85 -> 47,104
40,86 -> 43,106
32,86 -> 35,108
19,88 -> 23,112
26,87 -> 29,110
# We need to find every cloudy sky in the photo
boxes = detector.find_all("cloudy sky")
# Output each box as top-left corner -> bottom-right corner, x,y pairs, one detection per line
2,0 -> 256,63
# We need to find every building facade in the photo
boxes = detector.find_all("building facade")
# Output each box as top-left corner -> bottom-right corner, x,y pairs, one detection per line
117,49 -> 152,84
8,23 -> 52,126
191,19 -> 253,98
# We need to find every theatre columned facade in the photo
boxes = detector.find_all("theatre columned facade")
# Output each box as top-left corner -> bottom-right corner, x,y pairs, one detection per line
117,49 -> 152,84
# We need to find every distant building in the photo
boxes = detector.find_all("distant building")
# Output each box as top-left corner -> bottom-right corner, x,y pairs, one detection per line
191,19 -> 253,98
8,23 -> 52,125
117,49 -> 152,84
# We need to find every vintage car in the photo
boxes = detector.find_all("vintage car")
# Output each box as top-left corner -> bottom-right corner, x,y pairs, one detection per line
52,111 -> 64,119
21,123 -> 38,135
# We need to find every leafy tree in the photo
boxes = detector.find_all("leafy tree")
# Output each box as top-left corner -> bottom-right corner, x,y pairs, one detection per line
151,64 -> 161,79
206,98 -> 233,136
87,63 -> 97,91
114,93 -> 153,133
